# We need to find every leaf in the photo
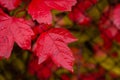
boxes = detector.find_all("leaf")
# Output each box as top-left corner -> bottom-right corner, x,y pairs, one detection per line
28,0 -> 76,24
0,0 -> 21,10
69,8 -> 91,25
0,9 -> 34,58
33,28 -> 77,71
112,4 -> 120,29
69,0 -> 97,25
32,24 -> 52,40
98,6 -> 118,50
28,57 -> 53,79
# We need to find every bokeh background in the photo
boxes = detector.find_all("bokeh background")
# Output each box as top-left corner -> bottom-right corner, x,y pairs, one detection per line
0,0 -> 120,80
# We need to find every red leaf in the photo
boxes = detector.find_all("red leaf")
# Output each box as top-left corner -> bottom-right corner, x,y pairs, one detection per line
77,0 -> 97,12
115,32 -> 120,43
0,9 -> 34,58
69,7 -> 91,25
101,33 -> 112,50
98,6 -> 118,50
0,0 -> 21,10
28,56 -> 54,79
28,0 -> 76,24
32,24 -> 51,40
33,28 -> 77,71
61,74 -> 70,80
69,0 -> 97,25
112,4 -> 120,29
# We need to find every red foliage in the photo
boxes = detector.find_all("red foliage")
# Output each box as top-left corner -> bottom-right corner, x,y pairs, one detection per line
112,4 -> 120,29
28,0 -> 76,24
0,0 -> 21,10
32,24 -> 50,40
61,74 -> 70,80
99,5 -> 120,50
0,1 -> 120,79
28,56 -> 54,80
0,8 -> 34,58
0,0 -> 77,71
69,0 -> 97,25
33,28 -> 77,71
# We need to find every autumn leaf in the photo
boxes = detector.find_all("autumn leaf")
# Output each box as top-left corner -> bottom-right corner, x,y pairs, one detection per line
0,9 -> 34,58
98,6 -> 118,50
69,0 -> 97,25
69,7 -> 91,25
28,0 -> 76,24
112,4 -> 120,29
0,0 -> 21,10
28,56 -> 54,80
33,28 -> 77,71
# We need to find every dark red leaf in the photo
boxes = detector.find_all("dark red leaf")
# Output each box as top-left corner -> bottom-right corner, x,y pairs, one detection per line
69,0 -> 97,25
98,6 -> 119,50
33,28 -> 77,71
61,74 -> 70,80
77,0 -> 97,12
101,33 -> 112,50
115,32 -> 120,43
69,7 -> 91,25
28,56 -> 54,79
112,4 -> 120,29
